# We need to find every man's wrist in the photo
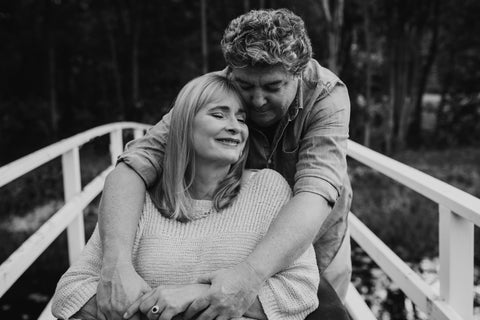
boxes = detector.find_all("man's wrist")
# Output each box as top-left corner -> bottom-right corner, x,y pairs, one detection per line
243,259 -> 269,284
101,252 -> 133,271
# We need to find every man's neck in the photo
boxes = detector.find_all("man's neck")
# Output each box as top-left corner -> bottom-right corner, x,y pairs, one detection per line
190,162 -> 230,200
259,123 -> 279,145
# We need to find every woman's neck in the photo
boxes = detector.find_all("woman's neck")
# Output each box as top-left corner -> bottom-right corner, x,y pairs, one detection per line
190,161 -> 230,200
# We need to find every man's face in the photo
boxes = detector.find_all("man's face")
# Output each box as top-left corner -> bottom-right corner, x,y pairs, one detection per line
231,65 -> 298,127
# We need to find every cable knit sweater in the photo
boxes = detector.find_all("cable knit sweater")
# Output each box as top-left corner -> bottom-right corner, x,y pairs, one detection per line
52,169 -> 319,320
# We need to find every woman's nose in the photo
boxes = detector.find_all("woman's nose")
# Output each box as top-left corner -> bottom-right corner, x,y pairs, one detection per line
226,117 -> 241,134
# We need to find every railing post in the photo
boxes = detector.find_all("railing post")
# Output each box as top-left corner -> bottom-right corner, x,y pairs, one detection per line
61,147 -> 85,264
110,129 -> 123,165
133,128 -> 144,140
439,205 -> 474,320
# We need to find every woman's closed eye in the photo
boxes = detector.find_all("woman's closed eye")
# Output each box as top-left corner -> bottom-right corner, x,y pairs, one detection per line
237,117 -> 246,123
211,112 -> 225,119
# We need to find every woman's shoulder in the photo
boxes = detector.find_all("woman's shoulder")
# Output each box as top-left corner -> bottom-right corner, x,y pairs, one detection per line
242,169 -> 291,191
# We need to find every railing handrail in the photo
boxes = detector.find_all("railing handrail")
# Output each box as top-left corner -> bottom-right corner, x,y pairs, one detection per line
347,139 -> 480,226
347,139 -> 478,320
0,122 -> 150,303
1,127 -> 477,320
0,122 -> 151,189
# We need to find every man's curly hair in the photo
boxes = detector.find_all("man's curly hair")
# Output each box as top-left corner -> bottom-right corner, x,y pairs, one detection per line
221,8 -> 312,76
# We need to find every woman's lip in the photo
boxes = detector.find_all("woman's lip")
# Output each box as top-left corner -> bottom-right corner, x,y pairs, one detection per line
216,138 -> 241,144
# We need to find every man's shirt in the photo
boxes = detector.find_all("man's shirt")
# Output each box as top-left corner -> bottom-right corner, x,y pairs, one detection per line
118,59 -> 352,271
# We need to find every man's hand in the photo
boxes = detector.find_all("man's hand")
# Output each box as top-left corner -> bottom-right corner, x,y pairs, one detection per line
183,262 -> 264,320
96,263 -> 151,320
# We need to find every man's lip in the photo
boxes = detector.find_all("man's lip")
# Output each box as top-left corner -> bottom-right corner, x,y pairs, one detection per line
251,108 -> 269,114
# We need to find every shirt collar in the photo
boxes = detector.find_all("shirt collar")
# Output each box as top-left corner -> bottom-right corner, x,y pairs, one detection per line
287,77 -> 303,122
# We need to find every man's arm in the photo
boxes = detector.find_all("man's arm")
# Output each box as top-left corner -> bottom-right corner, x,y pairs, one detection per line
96,112 -> 172,319
246,192 -> 329,278
96,163 -> 150,320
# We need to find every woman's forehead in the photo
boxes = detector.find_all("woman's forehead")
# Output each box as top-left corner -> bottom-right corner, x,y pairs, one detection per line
204,93 -> 245,112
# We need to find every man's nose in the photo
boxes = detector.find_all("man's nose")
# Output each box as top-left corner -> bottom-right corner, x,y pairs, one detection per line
251,90 -> 266,108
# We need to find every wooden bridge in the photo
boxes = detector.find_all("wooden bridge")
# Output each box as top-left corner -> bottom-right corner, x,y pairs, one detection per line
0,123 -> 478,320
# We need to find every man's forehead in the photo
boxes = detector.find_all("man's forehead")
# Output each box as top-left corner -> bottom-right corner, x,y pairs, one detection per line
231,66 -> 289,84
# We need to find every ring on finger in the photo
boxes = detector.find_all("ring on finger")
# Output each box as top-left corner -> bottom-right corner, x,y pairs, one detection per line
151,305 -> 160,314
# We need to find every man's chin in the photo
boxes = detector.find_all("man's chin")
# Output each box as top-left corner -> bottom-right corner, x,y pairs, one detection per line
251,118 -> 277,128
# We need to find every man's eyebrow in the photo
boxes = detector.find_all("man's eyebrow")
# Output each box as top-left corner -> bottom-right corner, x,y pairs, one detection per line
265,80 -> 283,86
234,77 -> 283,86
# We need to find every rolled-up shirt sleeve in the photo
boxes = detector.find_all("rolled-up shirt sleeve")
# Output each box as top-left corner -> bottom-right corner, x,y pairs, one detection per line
293,84 -> 350,205
117,111 -> 172,188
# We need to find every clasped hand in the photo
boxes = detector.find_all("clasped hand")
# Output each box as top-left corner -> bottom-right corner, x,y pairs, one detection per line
182,262 -> 264,320
101,261 -> 264,320
96,262 -> 151,320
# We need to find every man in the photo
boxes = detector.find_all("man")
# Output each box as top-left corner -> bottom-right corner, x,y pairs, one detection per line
97,8 -> 352,320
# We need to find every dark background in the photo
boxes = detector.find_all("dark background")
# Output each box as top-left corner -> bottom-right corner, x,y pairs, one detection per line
1,0 -> 479,319
1,0 -> 480,164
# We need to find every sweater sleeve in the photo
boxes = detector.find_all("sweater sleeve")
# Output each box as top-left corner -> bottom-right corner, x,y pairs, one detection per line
252,169 -> 320,319
51,225 -> 103,320
258,246 -> 319,320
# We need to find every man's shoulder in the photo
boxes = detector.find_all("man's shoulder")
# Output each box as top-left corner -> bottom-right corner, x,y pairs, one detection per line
300,59 -> 348,110
302,59 -> 343,87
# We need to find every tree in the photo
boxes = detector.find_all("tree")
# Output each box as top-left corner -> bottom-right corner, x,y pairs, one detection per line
317,0 -> 345,74
201,0 -> 208,74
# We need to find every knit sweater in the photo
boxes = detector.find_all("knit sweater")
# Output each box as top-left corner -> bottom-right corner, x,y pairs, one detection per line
51,169 -> 319,320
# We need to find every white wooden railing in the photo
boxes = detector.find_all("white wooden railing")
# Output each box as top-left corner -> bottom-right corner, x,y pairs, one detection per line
0,122 -> 150,320
0,124 -> 478,320
345,140 -> 479,320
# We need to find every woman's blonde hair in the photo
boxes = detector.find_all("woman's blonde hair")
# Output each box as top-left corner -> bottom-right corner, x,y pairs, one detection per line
152,74 -> 248,221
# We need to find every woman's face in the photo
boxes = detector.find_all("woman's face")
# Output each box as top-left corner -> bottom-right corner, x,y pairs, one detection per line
192,92 -> 248,166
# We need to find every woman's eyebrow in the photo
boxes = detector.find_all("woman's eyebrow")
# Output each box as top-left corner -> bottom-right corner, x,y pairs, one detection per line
210,105 -> 246,115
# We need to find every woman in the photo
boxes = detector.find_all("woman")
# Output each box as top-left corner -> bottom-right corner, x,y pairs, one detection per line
51,74 -> 319,320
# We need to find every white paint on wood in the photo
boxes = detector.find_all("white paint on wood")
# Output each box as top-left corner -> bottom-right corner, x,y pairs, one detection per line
0,122 -> 149,188
109,129 -> 123,165
345,283 -> 378,320
347,140 -> 480,226
0,167 -> 112,298
133,128 -> 144,140
439,205 -> 474,320
37,299 -> 55,320
61,147 -> 85,264
349,213 -> 464,320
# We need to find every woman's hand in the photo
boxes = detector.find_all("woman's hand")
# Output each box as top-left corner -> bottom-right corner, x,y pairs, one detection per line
97,262 -> 151,320
123,284 -> 210,320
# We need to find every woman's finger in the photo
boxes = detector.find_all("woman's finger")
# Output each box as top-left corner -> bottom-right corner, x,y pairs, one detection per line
146,301 -> 166,320
123,297 -> 143,319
